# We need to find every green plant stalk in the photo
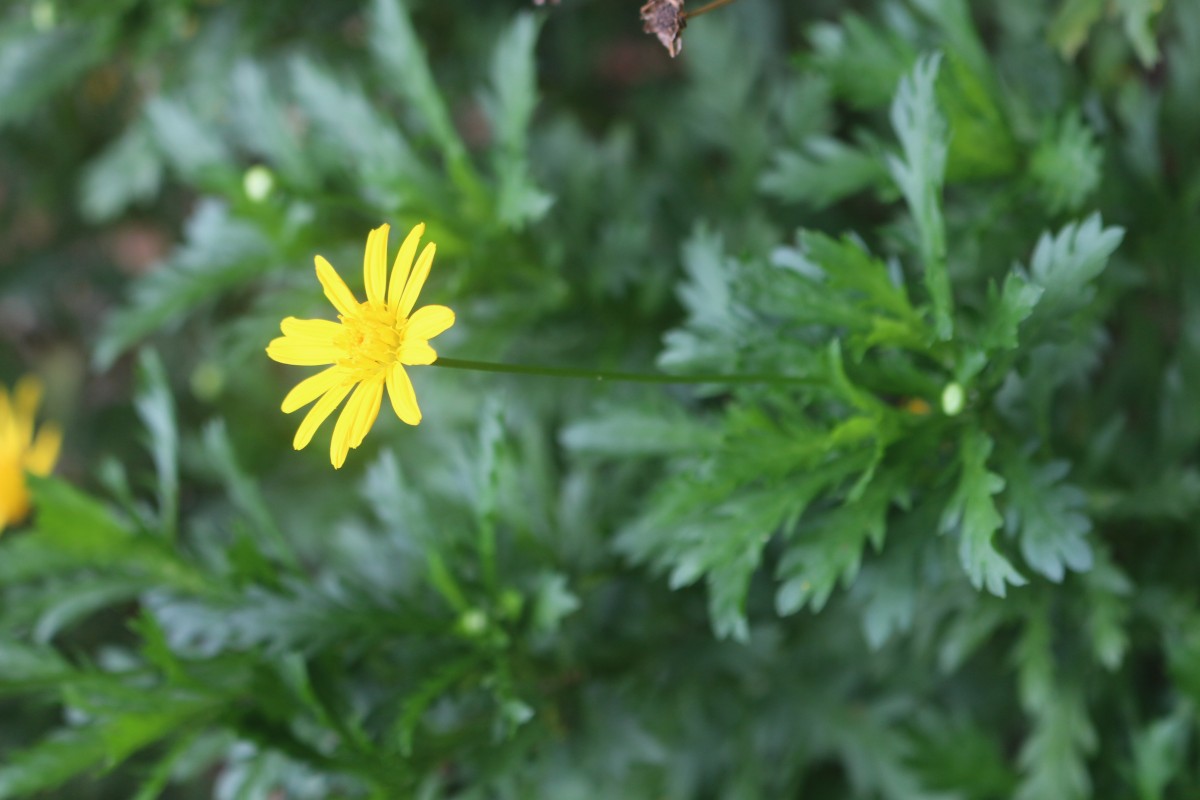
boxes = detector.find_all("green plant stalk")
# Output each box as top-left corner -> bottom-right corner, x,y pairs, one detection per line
433,357 -> 820,385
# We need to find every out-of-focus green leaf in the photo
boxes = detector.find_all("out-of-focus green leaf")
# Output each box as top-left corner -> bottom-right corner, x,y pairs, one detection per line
1014,610 -> 1097,800
1003,456 -> 1092,582
79,124 -> 164,222
94,201 -> 274,369
940,428 -> 1026,596
1026,214 -> 1124,318
485,12 -> 552,228
888,53 -> 952,339
136,349 -> 179,539
0,699 -> 211,799
760,136 -> 889,208
0,23 -> 106,127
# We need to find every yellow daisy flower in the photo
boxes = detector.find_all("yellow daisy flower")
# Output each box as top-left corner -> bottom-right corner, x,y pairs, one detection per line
267,223 -> 455,469
0,376 -> 62,533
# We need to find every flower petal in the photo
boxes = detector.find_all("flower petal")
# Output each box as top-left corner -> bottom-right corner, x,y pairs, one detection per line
0,385 -> 15,450
406,305 -> 455,340
364,224 -> 389,306
280,317 -> 341,344
293,381 -> 354,451
330,377 -> 383,469
281,366 -> 348,413
350,375 -> 384,449
399,338 -> 437,366
24,424 -> 61,475
266,337 -> 340,366
397,242 -> 436,317
315,255 -> 358,316
385,362 -> 422,426
387,222 -> 426,309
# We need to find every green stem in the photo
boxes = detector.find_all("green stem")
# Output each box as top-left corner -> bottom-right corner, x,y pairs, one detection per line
433,357 -> 818,386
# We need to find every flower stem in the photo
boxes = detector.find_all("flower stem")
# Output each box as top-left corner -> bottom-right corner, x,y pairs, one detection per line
434,357 -> 817,386
684,0 -> 740,20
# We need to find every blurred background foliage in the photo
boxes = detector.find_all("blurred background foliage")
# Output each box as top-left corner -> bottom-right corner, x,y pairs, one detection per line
1,0 -> 1198,797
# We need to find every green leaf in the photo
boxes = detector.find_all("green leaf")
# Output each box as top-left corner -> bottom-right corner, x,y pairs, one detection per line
760,136 -> 889,209
32,577 -> 150,643
908,0 -> 1017,179
530,572 -> 580,635
852,543 -> 917,649
22,476 -> 204,592
560,404 -> 723,457
230,61 -> 318,190
1049,0 -> 1164,66
808,16 -> 915,110
0,23 -> 106,128
129,732 -> 201,800
775,484 -> 890,615
1048,0 -> 1106,61
201,420 -> 296,570
940,428 -> 1026,596
0,700 -> 210,799
79,123 -> 164,223
1129,704 -> 1191,800
619,488 -> 802,642
289,55 -> 426,201
906,714 -> 1017,798
485,12 -> 553,228
0,641 -> 71,691
1026,213 -> 1124,317
145,97 -> 235,185
1117,0 -> 1165,67
1030,114 -> 1103,214
1014,610 -> 1097,800
368,0 -> 478,198
977,272 -> 1043,353
659,226 -> 745,373
803,232 -> 923,325
28,474 -> 132,548
1003,457 -> 1092,582
94,201 -> 274,369
1083,552 -> 1132,670
392,656 -> 477,757
888,53 -> 952,339
136,350 -> 179,539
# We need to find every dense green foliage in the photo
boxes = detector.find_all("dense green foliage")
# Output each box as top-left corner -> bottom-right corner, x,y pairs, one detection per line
0,0 -> 1197,796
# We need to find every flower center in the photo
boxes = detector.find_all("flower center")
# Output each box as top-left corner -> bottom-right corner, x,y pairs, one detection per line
335,304 -> 407,381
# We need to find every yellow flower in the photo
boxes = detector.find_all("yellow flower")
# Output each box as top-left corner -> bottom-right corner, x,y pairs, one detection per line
267,223 -> 455,469
0,376 -> 62,533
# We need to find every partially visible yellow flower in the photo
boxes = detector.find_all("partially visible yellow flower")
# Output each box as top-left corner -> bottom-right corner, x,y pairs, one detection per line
266,223 -> 455,469
0,376 -> 62,533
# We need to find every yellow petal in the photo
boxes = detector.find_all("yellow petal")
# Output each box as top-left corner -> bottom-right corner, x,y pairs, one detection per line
266,337 -> 340,366
281,366 -> 348,413
0,386 -> 14,451
385,362 -> 422,426
397,242 -> 436,317
364,224 -> 390,307
387,222 -> 426,309
280,317 -> 342,345
13,376 -> 42,420
293,381 -> 354,450
329,378 -> 383,469
399,338 -> 437,366
25,424 -> 61,475
315,255 -> 358,316
406,304 -> 455,341
350,376 -> 384,449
